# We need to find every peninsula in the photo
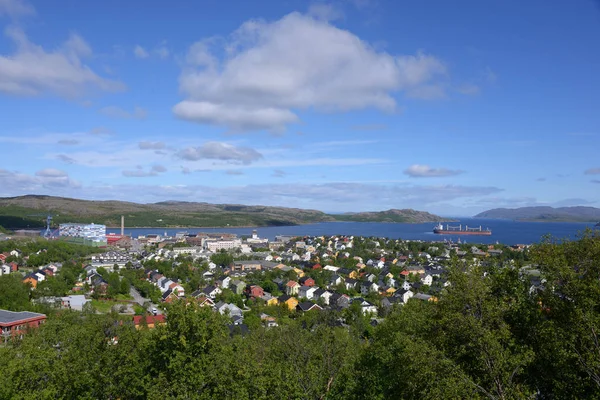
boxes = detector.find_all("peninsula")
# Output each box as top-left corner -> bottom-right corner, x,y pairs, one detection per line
0,195 -> 447,228
475,206 -> 600,222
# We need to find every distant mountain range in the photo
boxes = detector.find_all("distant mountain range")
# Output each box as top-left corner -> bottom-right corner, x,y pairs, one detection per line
475,206 -> 600,222
0,195 -> 447,229
332,209 -> 452,223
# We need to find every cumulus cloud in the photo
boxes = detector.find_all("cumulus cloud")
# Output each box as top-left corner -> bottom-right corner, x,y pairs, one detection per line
404,164 -> 464,178
174,12 -> 446,132
99,105 -> 147,119
139,141 -> 165,150
133,45 -> 149,59
176,141 -> 263,165
0,27 -> 123,97
584,167 -> 600,175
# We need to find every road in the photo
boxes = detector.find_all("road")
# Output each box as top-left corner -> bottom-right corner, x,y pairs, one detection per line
129,287 -> 163,315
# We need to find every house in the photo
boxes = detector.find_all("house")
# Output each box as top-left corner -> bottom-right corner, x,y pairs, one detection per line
132,314 -> 166,330
261,292 -> 279,306
23,273 -> 40,288
420,274 -> 433,286
313,288 -> 333,305
278,295 -> 299,311
401,280 -> 412,291
344,278 -> 358,290
161,289 -> 178,303
297,302 -> 323,312
413,293 -> 436,302
0,309 -> 46,342
299,277 -> 315,287
328,274 -> 343,288
330,293 -> 350,309
201,285 -> 222,299
60,295 -> 90,311
298,285 -> 317,300
395,289 -> 414,304
260,313 -> 278,328
195,295 -> 216,308
215,276 -> 231,289
230,280 -> 246,295
352,298 -> 377,315
285,280 -> 300,296
360,281 -> 379,295
311,263 -> 322,270
0,264 -> 10,275
215,302 -> 243,318
9,249 -> 22,258
247,285 -> 264,299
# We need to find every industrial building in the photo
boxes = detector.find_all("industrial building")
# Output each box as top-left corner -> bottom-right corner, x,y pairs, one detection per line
59,223 -> 107,246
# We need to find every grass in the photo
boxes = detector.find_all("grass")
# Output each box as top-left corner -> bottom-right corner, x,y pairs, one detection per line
114,293 -> 134,301
91,299 -> 132,314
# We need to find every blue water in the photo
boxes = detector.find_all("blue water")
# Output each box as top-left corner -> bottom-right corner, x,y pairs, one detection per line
106,218 -> 598,245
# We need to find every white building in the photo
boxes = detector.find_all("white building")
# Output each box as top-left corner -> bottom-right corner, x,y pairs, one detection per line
205,238 -> 242,251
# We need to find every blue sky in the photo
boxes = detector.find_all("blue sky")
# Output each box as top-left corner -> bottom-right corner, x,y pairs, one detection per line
0,0 -> 599,216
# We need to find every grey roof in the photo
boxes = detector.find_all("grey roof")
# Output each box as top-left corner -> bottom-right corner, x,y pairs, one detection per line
0,309 -> 46,325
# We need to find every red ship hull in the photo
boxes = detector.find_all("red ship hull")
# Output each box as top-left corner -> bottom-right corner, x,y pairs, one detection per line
433,229 -> 491,236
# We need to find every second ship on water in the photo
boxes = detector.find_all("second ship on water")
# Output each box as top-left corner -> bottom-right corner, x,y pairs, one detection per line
433,223 -> 492,236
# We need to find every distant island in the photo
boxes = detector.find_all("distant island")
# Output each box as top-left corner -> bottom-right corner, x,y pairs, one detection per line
332,209 -> 453,223
475,206 -> 600,223
0,195 -> 447,229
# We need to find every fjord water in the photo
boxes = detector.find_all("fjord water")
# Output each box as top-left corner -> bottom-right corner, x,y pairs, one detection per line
107,218 -> 598,245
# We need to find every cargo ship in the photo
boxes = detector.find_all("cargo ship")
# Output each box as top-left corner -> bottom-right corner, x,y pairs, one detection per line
433,223 -> 492,236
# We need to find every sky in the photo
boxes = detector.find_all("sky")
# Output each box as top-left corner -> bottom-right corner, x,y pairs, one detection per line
0,0 -> 599,216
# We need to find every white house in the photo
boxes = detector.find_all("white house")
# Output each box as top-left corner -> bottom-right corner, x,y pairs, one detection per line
421,274 -> 433,286
354,298 -> 377,315
298,286 -> 317,300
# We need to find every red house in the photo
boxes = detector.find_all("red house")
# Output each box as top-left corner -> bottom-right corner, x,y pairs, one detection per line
9,262 -> 18,272
247,285 -> 264,299
0,309 -> 46,342
311,263 -> 322,270
300,277 -> 315,287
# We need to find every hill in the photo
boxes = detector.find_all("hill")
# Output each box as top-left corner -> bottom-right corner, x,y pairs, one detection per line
331,208 -> 450,223
475,206 -> 600,222
0,195 -> 448,228
0,195 -> 335,228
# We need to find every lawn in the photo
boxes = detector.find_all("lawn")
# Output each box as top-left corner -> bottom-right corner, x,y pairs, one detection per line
91,299 -> 131,313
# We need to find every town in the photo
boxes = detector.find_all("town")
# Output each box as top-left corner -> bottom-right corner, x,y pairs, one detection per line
0,221 -> 531,339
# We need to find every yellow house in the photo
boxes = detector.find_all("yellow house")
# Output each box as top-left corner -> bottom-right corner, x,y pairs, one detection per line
293,267 -> 305,278
266,297 -> 279,306
282,296 -> 298,311
349,270 -> 359,279
385,287 -> 397,295
356,263 -> 366,269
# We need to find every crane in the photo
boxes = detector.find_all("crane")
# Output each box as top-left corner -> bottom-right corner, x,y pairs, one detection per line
25,213 -> 58,238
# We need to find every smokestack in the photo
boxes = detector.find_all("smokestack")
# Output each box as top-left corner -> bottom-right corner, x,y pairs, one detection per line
121,215 -> 124,236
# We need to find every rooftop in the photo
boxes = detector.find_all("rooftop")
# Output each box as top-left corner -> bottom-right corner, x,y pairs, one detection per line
0,309 -> 46,325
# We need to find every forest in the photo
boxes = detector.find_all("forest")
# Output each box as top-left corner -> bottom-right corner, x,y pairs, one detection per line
0,232 -> 599,399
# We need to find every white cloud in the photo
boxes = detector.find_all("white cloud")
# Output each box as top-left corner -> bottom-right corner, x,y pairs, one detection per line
225,169 -> 244,175
154,43 -> 169,59
176,141 -> 263,165
133,45 -> 149,59
584,167 -> 600,175
174,12 -> 446,132
122,164 -> 167,178
308,3 -> 344,21
404,164 -> 464,178
0,27 -> 124,97
0,168 -> 80,191
99,105 -> 147,119
139,141 -> 166,150
0,0 -> 34,18
272,169 -> 286,178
